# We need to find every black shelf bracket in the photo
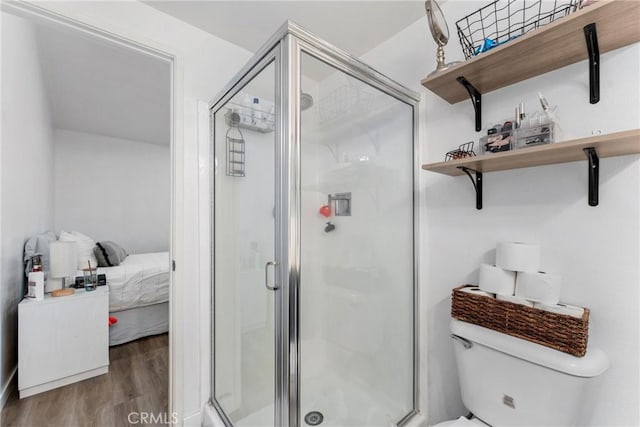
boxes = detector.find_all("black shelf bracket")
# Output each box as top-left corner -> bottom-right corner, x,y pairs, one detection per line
584,147 -> 599,207
584,23 -> 600,104
457,76 -> 482,131
458,166 -> 483,210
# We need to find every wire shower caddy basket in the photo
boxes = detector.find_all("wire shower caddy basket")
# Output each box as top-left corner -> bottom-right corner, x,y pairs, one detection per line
316,85 -> 375,124
456,0 -> 580,60
225,112 -> 246,178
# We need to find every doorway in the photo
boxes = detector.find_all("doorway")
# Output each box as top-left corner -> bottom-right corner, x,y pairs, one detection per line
0,5 -> 175,425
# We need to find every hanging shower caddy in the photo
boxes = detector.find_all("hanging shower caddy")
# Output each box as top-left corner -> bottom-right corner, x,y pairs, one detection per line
225,112 -> 246,177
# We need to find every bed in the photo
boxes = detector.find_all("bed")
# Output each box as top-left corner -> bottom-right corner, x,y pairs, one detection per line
24,231 -> 170,346
97,252 -> 170,346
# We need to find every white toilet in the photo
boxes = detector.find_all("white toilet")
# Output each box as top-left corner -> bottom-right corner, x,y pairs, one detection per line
434,319 -> 610,427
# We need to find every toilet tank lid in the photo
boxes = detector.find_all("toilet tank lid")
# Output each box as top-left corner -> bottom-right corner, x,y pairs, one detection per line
450,319 -> 609,377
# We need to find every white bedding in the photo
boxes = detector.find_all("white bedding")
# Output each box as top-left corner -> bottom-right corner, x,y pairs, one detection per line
109,302 -> 168,346
97,252 -> 170,312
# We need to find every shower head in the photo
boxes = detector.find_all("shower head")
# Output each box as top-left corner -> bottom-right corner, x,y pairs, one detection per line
301,92 -> 314,111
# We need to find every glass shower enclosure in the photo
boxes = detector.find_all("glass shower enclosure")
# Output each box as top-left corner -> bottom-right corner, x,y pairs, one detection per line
210,22 -> 420,427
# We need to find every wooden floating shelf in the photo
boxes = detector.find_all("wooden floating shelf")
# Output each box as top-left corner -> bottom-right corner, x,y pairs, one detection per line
422,129 -> 640,209
421,0 -> 640,104
422,129 -> 640,176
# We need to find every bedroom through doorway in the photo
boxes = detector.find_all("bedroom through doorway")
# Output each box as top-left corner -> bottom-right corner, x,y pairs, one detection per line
1,8 -> 173,425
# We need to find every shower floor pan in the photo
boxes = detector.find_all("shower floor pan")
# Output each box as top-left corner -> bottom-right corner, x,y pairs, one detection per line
236,372 -> 405,426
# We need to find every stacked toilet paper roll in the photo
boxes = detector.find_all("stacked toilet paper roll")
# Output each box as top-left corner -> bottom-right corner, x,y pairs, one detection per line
459,286 -> 494,298
515,271 -> 562,305
469,242 -> 585,316
534,302 -> 584,318
476,242 -> 540,298
496,294 -> 534,307
478,264 -> 515,295
496,242 -> 541,272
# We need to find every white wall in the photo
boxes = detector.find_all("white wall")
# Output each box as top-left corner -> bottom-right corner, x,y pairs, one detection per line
361,2 -> 640,425
53,129 -> 170,254
15,1 -> 253,422
0,12 -> 55,403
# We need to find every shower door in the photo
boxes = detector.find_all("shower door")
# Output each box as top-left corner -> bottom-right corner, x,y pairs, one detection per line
296,50 -> 416,426
212,56 -> 279,426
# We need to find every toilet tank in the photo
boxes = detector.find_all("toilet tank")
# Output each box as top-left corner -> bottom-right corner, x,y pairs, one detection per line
450,319 -> 609,427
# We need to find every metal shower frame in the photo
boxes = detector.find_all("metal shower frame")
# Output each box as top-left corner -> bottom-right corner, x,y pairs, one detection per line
209,20 -> 421,427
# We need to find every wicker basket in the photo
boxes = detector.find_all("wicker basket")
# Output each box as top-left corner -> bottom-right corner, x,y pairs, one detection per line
451,284 -> 589,357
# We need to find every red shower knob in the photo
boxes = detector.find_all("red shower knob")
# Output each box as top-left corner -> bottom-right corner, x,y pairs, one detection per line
319,205 -> 331,218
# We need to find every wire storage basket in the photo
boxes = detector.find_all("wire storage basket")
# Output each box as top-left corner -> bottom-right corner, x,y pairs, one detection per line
445,141 -> 476,161
456,0 -> 580,60
317,85 -> 375,124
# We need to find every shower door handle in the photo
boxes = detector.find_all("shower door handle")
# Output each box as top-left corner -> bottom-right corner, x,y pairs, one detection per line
264,261 -> 279,291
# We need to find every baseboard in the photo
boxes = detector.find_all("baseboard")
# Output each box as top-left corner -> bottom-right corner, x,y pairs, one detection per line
183,411 -> 201,427
19,365 -> 107,399
0,365 -> 17,410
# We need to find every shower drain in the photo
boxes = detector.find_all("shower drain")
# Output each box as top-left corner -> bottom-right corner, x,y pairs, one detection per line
304,411 -> 324,426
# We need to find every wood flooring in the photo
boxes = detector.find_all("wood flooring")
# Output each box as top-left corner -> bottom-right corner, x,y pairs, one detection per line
1,333 -> 168,427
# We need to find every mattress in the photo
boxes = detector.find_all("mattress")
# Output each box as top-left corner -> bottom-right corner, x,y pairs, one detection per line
97,252 -> 170,312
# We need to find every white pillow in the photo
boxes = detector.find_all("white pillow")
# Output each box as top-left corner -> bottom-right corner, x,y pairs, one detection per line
59,230 -> 99,270
71,231 -> 94,241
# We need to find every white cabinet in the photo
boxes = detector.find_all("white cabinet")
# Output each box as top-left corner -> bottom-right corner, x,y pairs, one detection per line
18,287 -> 109,398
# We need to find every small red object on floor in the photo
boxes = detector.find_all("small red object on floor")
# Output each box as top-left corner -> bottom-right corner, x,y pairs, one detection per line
108,316 -> 118,326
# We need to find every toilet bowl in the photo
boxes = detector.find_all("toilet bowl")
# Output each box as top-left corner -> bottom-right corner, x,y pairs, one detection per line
433,415 -> 489,427
434,319 -> 609,427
